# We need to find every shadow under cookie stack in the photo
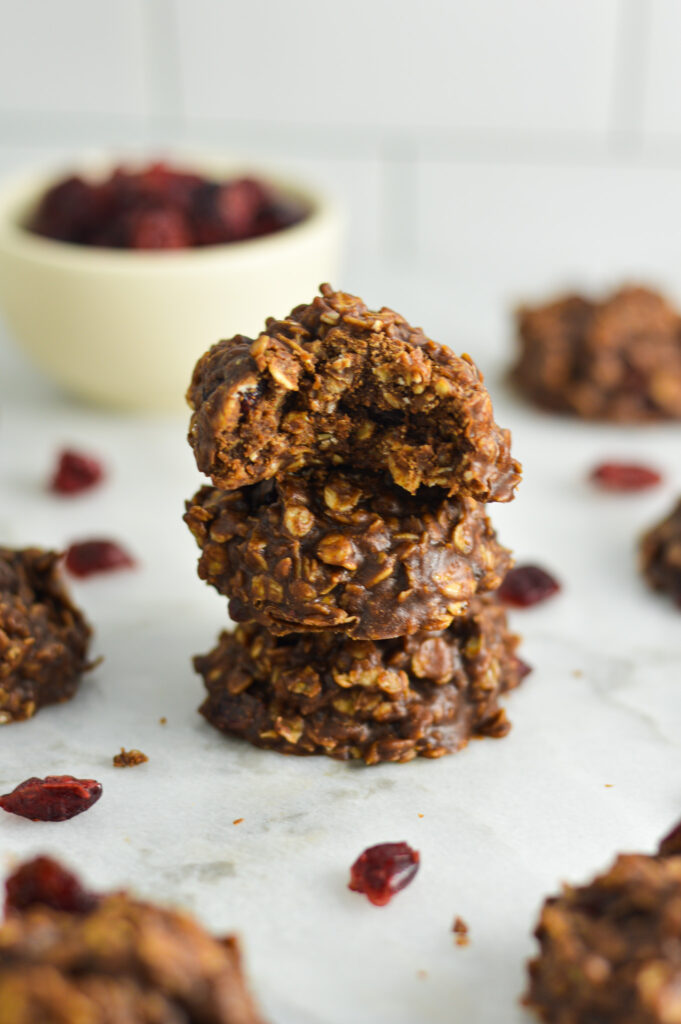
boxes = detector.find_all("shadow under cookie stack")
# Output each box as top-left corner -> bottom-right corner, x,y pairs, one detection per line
184,285 -> 527,765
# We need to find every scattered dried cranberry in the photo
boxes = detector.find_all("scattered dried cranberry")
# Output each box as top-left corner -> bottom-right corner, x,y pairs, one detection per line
5,856 -> 98,915
515,656 -> 533,679
64,539 -> 135,578
348,842 -> 420,906
0,775 -> 102,821
498,565 -> 561,608
50,448 -> 105,495
658,819 -> 681,858
590,461 -> 662,491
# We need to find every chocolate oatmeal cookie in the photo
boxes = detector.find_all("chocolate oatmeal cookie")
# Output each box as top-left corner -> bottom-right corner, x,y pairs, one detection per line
195,596 -> 526,764
0,547 -> 93,724
188,284 -> 521,501
640,498 -> 681,606
185,469 -> 511,639
513,285 -> 681,421
0,856 -> 264,1024
526,828 -> 681,1024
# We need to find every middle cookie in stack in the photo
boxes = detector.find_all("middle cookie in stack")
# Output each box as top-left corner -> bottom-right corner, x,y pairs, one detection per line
185,285 -> 525,764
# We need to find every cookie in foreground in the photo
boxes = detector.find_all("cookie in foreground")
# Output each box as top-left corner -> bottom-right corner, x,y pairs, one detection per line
525,822 -> 681,1023
513,285 -> 681,421
185,469 -> 511,640
0,855 -> 264,1024
195,595 -> 527,764
187,283 -> 521,502
0,547 -> 93,723
640,497 -> 681,607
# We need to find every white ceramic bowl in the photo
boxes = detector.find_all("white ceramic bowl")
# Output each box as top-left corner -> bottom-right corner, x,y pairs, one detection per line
0,159 -> 342,411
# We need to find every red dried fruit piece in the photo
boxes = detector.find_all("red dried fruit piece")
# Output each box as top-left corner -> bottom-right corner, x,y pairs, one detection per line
31,163 -> 306,249
32,175 -> 101,243
0,775 -> 102,821
658,819 -> 681,857
5,855 -> 98,915
590,461 -> 662,492
133,162 -> 203,208
514,656 -> 533,679
64,540 -> 135,578
498,565 -> 560,608
348,842 -> 420,906
192,178 -> 270,245
50,448 -> 105,495
126,207 -> 192,249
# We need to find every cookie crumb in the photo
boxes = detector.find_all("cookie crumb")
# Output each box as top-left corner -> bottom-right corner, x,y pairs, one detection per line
113,748 -> 148,768
453,916 -> 470,947
418,813 -> 424,819
159,717 -> 167,725
233,818 -> 244,825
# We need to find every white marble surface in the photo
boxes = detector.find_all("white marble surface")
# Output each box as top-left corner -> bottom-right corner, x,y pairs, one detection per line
1,300 -> 681,1024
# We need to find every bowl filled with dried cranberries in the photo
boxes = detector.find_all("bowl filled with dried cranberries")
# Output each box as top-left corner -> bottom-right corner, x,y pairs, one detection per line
0,156 -> 342,410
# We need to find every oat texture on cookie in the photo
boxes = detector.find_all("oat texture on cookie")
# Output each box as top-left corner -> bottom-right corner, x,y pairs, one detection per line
0,547 -> 93,724
525,825 -> 681,1023
513,285 -> 681,421
0,856 -> 264,1024
188,283 -> 520,501
186,285 -> 526,763
640,497 -> 681,607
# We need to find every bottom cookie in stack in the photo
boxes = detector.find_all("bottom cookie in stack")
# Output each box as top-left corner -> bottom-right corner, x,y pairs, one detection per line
195,596 -> 529,765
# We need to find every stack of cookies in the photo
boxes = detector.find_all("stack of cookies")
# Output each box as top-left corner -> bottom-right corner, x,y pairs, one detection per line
185,285 -> 526,764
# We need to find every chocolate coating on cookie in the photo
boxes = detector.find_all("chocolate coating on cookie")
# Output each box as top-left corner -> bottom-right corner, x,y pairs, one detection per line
513,285 -> 681,421
195,596 -> 525,764
640,498 -> 681,606
187,284 -> 520,501
526,850 -> 681,1024
0,857 -> 263,1024
0,548 -> 92,724
184,470 -> 511,639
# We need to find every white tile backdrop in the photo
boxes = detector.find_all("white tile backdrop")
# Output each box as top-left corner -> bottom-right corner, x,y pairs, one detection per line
1,0 -> 681,313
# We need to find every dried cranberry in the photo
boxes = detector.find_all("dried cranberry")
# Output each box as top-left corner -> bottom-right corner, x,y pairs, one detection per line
5,856 -> 98,915
239,382 -> 263,418
590,461 -> 662,491
514,656 -> 533,679
64,540 -> 135,578
219,178 -> 271,240
30,163 -> 306,249
254,196 -> 307,236
134,162 -> 203,208
191,178 -> 271,245
0,776 -> 102,821
50,449 -> 105,495
348,842 -> 420,906
498,565 -> 560,608
32,176 -> 100,243
658,819 -> 681,857
126,207 -> 192,249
